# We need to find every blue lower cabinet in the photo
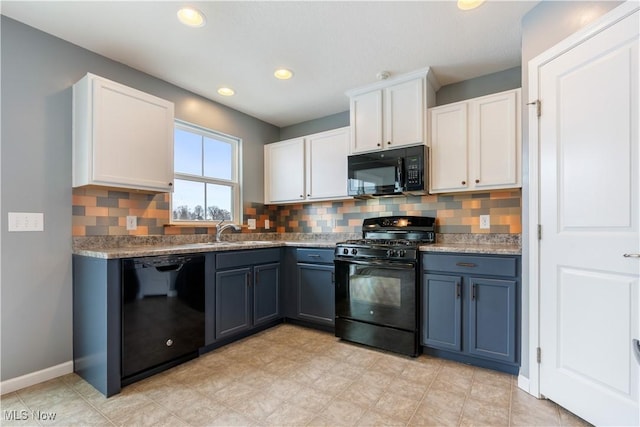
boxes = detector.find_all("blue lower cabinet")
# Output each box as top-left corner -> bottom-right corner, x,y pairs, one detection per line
282,248 -> 335,329
468,277 -> 517,363
213,249 -> 281,341
215,267 -> 252,339
422,253 -> 520,373
423,273 -> 462,351
297,263 -> 335,326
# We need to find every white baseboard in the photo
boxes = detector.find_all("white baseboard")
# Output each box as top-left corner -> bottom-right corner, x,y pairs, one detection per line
518,374 -> 530,393
0,361 -> 73,395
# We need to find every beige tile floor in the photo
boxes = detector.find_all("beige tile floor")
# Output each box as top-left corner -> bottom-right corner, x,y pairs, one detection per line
0,324 -> 591,427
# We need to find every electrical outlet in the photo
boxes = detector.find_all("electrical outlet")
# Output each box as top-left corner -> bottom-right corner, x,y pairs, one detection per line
264,219 -> 270,230
248,218 -> 256,230
479,215 -> 490,229
126,215 -> 137,230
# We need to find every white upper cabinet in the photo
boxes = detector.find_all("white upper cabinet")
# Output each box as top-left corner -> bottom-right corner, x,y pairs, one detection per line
347,68 -> 437,154
73,73 -> 174,192
305,127 -> 350,201
264,137 -> 305,204
429,88 -> 521,193
264,127 -> 350,204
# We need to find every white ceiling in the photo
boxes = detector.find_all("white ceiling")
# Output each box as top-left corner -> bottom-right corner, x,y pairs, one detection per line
1,1 -> 539,128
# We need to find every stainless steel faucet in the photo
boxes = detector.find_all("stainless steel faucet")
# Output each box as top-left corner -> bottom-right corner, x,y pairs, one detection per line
216,220 -> 241,242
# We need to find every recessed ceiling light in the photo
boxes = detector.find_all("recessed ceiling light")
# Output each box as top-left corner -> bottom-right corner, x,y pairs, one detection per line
217,87 -> 235,96
274,68 -> 294,80
177,7 -> 206,27
457,0 -> 485,11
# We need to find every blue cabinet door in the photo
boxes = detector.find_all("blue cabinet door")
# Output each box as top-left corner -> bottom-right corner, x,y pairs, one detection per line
422,273 -> 463,351
254,263 -> 280,326
297,263 -> 335,325
215,267 -> 251,339
468,277 -> 517,363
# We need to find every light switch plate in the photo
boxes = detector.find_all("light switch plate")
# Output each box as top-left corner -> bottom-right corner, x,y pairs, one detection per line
8,212 -> 44,232
248,218 -> 256,230
479,215 -> 490,229
264,219 -> 270,230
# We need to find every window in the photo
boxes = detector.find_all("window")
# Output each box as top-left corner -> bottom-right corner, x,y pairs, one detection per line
172,120 -> 241,224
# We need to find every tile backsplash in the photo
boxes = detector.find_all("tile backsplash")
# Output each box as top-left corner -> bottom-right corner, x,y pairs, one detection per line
72,187 -> 521,237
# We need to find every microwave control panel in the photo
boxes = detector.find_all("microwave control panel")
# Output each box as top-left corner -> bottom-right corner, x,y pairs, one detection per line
406,155 -> 421,186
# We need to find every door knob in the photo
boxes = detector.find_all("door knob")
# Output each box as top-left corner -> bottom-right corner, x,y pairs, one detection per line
633,339 -> 640,364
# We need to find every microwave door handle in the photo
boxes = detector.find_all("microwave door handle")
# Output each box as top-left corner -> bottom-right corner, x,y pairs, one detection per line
397,158 -> 405,191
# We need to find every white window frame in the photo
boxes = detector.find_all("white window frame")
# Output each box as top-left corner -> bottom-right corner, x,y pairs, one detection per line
170,119 -> 243,226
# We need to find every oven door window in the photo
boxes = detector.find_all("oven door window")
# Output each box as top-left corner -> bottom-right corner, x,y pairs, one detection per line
337,262 -> 416,331
350,271 -> 401,308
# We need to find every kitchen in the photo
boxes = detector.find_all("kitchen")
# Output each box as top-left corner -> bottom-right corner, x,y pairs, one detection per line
1,1 -> 638,426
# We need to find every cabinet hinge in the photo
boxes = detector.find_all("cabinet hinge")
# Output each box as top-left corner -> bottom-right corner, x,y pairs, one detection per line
537,347 -> 542,364
537,224 -> 542,240
527,100 -> 541,117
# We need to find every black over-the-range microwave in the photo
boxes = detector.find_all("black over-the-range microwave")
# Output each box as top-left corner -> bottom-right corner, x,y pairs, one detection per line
347,145 -> 428,197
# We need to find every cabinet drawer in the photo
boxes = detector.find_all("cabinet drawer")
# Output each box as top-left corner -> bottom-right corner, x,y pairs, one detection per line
296,248 -> 334,264
216,248 -> 280,269
423,254 -> 517,277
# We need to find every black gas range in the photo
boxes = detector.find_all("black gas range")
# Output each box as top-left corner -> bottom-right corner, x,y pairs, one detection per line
334,216 -> 436,356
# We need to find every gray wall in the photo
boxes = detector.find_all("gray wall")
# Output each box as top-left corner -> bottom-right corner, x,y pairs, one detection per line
0,16 -> 278,381
518,0 -> 622,380
278,111 -> 350,141
436,66 -> 522,106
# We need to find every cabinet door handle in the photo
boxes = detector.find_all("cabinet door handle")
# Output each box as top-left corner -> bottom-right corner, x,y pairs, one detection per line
475,179 -> 480,184
387,141 -> 392,145
461,180 -> 466,185
456,282 -> 461,298
471,284 -> 477,300
456,262 -> 477,268
377,143 -> 381,147
634,339 -> 640,364
624,253 -> 640,258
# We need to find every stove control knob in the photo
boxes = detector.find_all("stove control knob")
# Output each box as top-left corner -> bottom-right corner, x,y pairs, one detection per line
343,248 -> 349,255
399,250 -> 406,257
387,249 -> 397,257
351,248 -> 358,255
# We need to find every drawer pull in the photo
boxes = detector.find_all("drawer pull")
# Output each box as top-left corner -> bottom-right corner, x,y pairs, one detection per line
456,262 -> 477,268
307,254 -> 321,258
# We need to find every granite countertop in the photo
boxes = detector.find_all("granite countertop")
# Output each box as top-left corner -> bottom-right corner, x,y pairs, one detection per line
73,233 -> 521,259
73,240 -> 338,259
420,243 -> 521,255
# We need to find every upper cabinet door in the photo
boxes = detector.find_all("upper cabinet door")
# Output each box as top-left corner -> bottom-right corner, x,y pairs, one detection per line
306,127 -> 350,200
264,137 -> 305,203
471,90 -> 520,189
429,88 -> 521,194
350,90 -> 384,153
430,102 -> 469,193
385,78 -> 425,149
347,68 -> 436,154
73,73 -> 174,192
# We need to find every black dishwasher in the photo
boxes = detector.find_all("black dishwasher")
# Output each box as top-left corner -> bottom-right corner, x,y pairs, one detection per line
121,254 -> 204,384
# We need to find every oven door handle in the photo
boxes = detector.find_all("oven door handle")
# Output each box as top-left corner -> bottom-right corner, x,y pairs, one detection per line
336,259 -> 416,270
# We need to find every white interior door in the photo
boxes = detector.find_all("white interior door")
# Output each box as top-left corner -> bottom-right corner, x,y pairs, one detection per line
537,8 -> 639,426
